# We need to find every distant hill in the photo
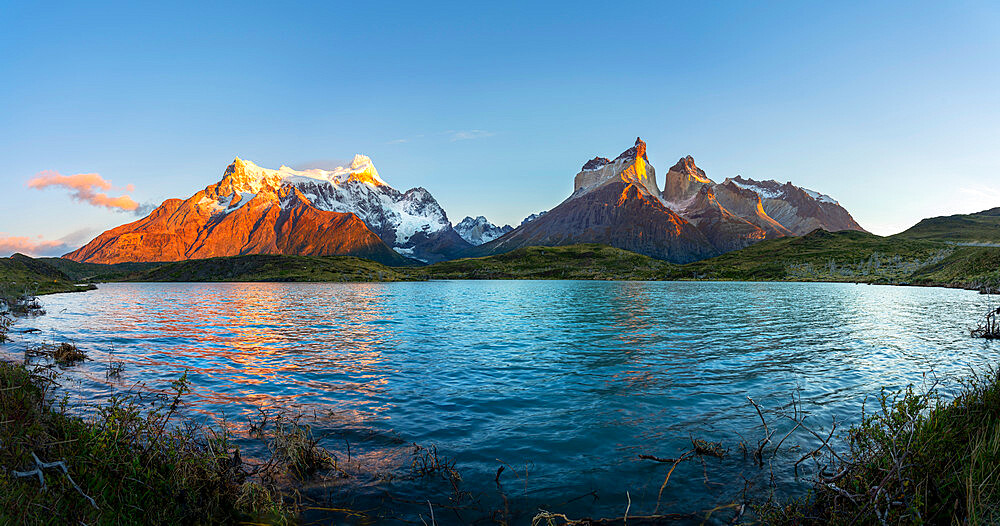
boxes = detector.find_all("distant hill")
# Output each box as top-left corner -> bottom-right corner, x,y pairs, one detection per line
117,245 -> 673,282
0,254 -> 94,295
418,244 -> 675,280
124,254 -> 412,283
453,216 -> 513,246
667,229 -> 950,283
104,234 -> 982,287
893,207 -> 1000,244
39,258 -> 162,282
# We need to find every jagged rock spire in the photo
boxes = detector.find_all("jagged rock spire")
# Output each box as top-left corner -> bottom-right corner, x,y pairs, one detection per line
574,138 -> 659,197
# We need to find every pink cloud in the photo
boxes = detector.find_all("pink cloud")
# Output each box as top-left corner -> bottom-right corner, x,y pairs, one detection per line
0,235 -> 70,258
27,170 -> 140,212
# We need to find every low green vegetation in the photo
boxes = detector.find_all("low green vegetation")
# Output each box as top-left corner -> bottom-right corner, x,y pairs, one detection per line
124,253 -> 412,282
665,229 -> 953,284
763,369 -> 1000,525
0,253 -> 95,297
0,356 -> 479,524
910,245 -> 1000,290
0,362 -> 295,525
415,243 -> 676,280
114,245 -> 674,282
39,257 -> 162,282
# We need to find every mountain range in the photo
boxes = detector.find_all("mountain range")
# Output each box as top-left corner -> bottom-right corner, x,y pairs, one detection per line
65,139 -> 865,265
474,138 -> 864,262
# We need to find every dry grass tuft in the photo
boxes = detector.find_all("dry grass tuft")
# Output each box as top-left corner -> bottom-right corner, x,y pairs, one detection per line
25,342 -> 87,365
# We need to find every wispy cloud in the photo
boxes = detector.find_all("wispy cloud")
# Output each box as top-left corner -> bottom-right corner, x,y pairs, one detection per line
294,159 -> 354,171
930,184 -> 1000,219
385,134 -> 425,145
447,129 -> 494,142
0,234 -> 70,258
867,183 -> 1000,235
384,131 -> 492,145
957,184 -> 1000,204
27,170 -> 140,212
0,228 -> 100,258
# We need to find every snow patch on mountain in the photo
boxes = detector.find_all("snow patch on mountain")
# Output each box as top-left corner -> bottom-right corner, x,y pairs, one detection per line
727,176 -> 839,205
288,179 -> 450,245
727,177 -> 784,199
662,193 -> 701,214
802,188 -> 838,205
280,154 -> 385,186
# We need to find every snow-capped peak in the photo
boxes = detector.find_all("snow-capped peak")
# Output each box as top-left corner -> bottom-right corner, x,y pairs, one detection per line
223,157 -> 284,194
278,154 -> 385,187
223,154 -> 386,194
208,155 -> 460,261
454,216 -> 513,245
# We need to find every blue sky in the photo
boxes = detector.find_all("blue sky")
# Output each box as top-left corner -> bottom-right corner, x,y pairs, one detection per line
2,1 -> 1000,256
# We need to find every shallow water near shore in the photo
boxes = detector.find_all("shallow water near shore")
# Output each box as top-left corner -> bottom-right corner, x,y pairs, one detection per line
5,280 -> 999,523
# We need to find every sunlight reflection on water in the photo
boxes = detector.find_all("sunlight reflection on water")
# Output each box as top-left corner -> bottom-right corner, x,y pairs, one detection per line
4,280 -> 999,523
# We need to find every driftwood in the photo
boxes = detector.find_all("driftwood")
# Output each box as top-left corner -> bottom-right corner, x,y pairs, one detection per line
971,306 -> 1000,338
12,452 -> 98,510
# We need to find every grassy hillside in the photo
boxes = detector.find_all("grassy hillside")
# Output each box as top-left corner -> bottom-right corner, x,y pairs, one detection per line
909,245 -> 1000,289
667,230 -> 952,283
0,254 -> 95,296
125,253 -> 413,282
416,244 -> 676,280
893,207 -> 1000,243
40,258 -> 163,281
88,245 -> 675,283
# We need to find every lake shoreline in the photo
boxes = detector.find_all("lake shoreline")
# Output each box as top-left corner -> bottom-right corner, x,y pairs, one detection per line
7,277 -> 998,525
3,317 -> 997,524
60,276 -> 988,295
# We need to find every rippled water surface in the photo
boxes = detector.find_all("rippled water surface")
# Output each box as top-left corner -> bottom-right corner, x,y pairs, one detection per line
5,281 -> 999,523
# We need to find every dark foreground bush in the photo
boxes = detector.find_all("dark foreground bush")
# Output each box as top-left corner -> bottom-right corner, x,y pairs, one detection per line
763,369 -> 1000,524
0,362 -> 294,525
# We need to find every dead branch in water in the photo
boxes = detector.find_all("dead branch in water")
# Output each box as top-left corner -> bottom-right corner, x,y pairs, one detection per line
971,306 -> 1000,338
747,396 -> 776,467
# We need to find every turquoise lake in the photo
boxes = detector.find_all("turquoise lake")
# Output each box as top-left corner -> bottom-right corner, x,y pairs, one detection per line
4,281 -> 998,524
